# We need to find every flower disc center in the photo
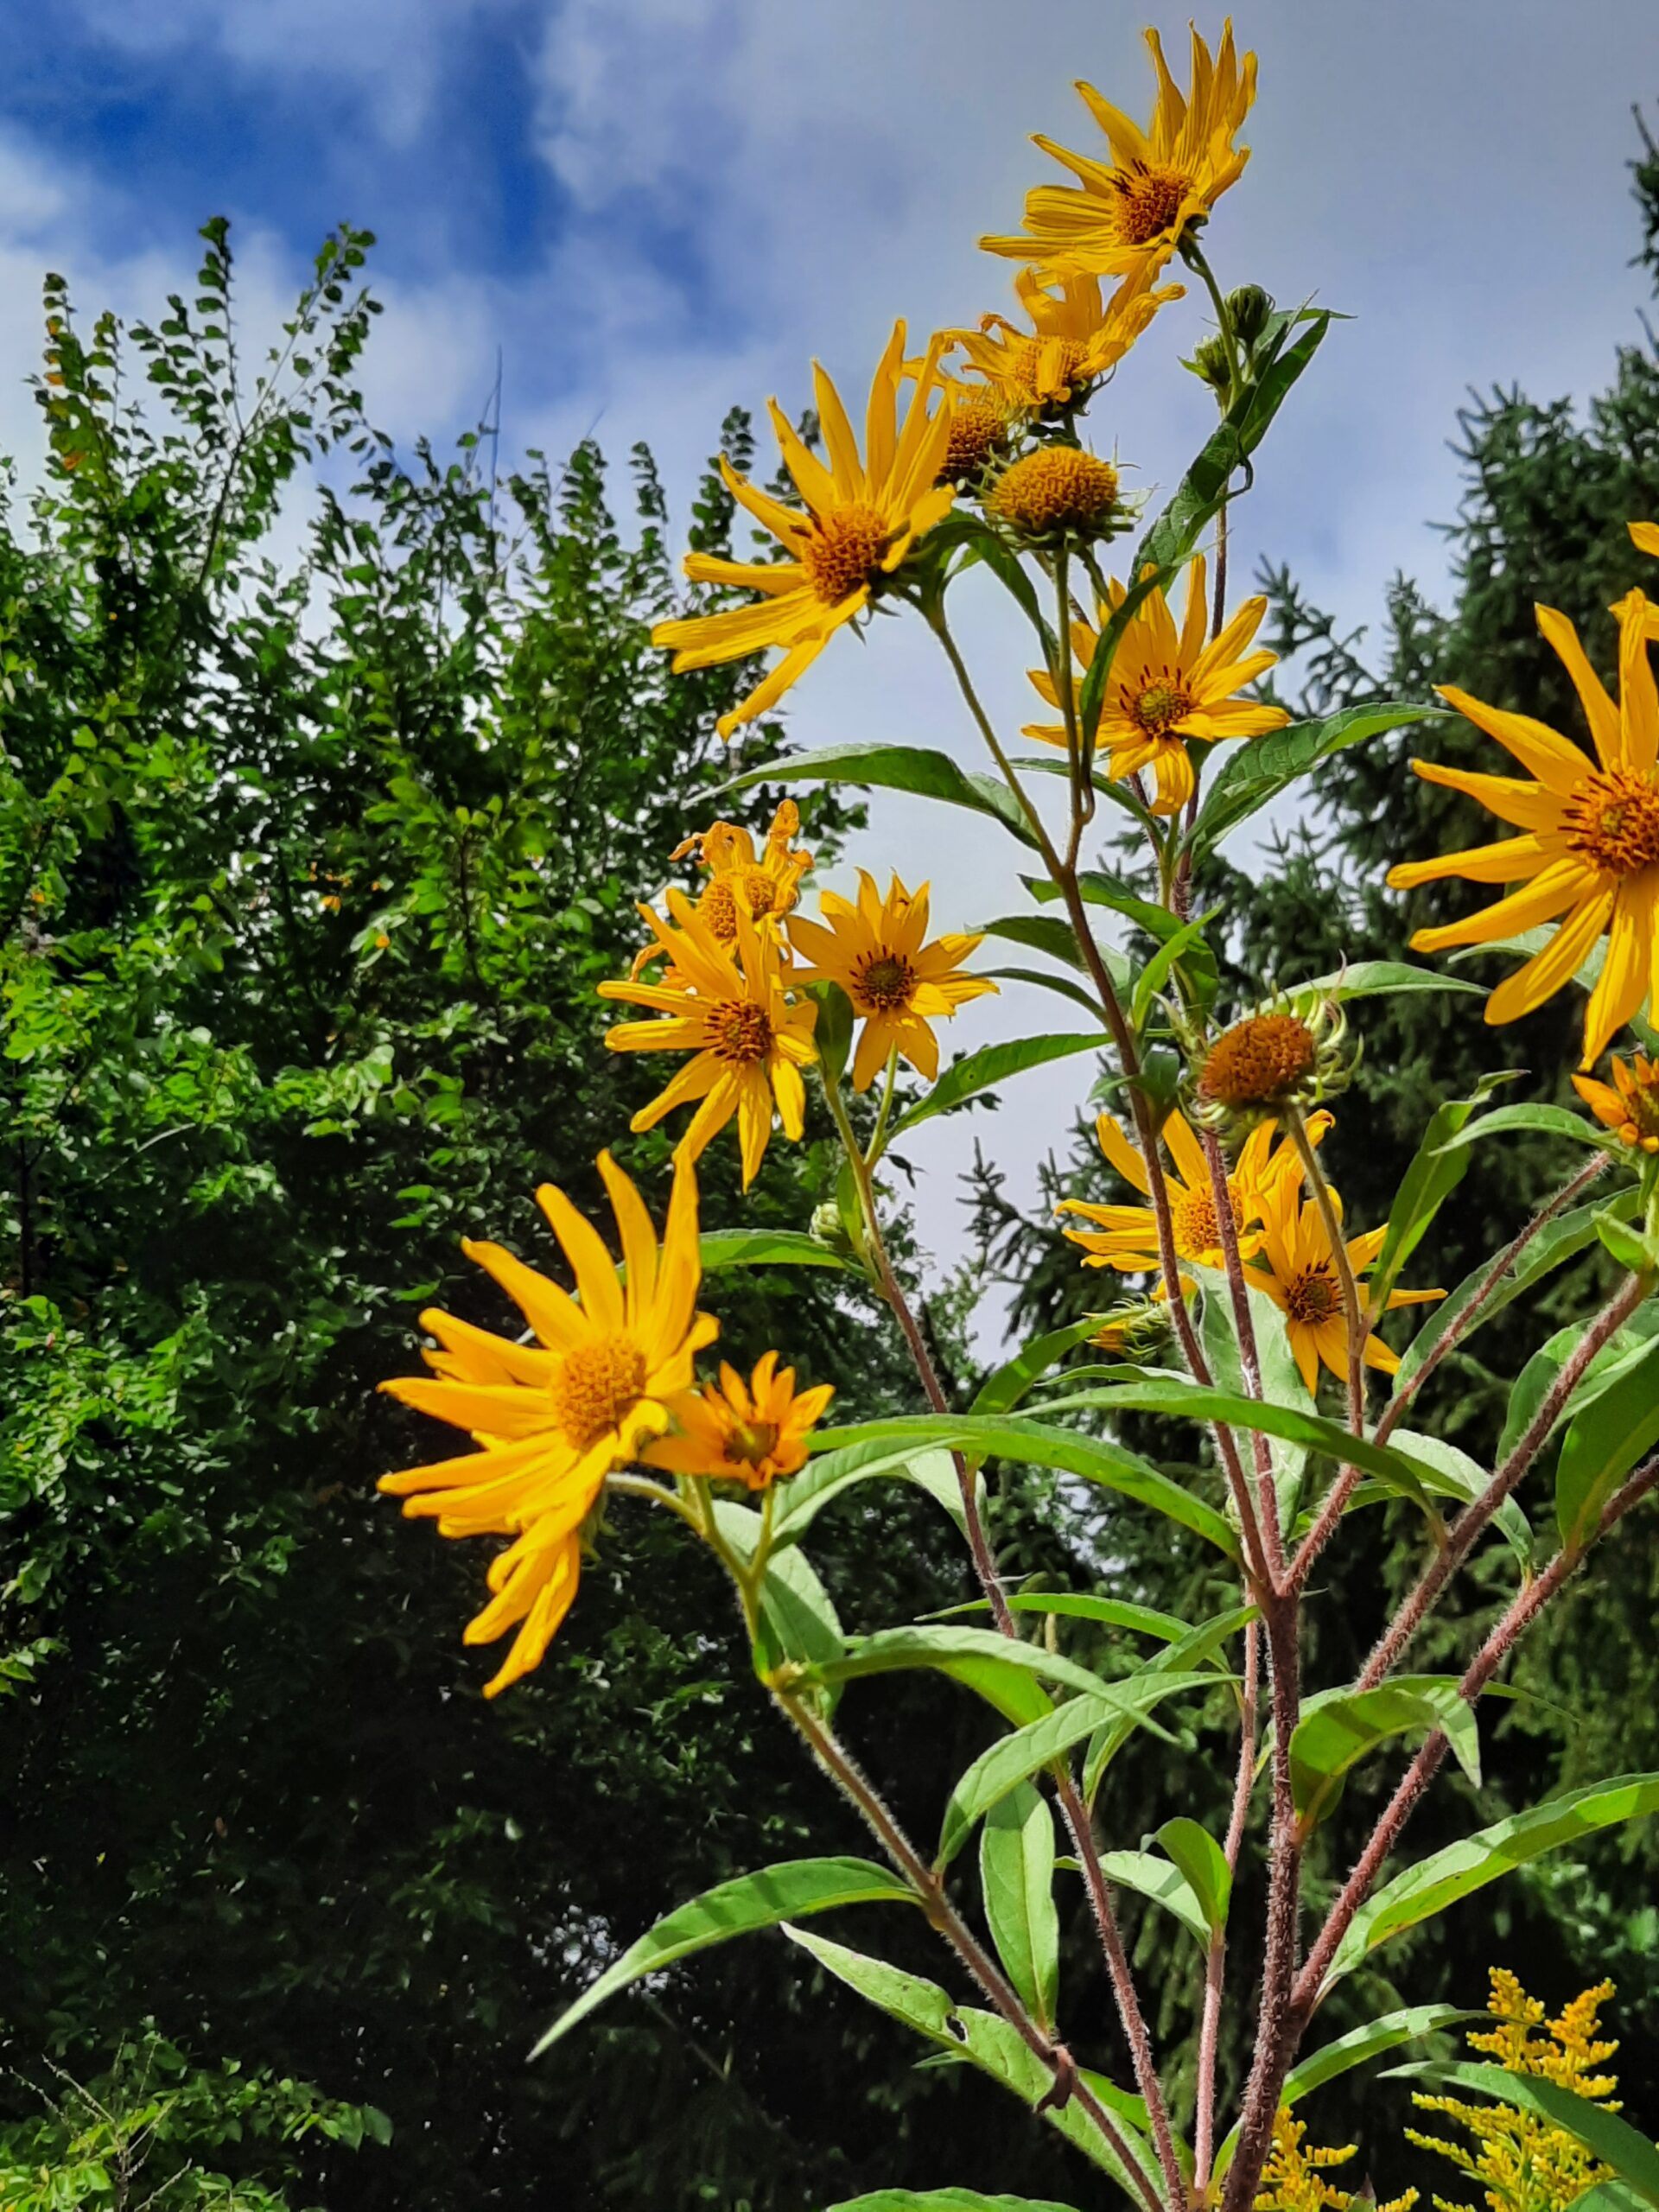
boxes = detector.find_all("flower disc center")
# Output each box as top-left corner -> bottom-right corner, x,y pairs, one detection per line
709,1001 -> 774,1062
1112,162 -> 1193,246
856,952 -> 917,1011
1285,1268 -> 1340,1327
550,1334 -> 648,1453
1173,1182 -> 1243,1259
1567,770 -> 1659,876
801,504 -> 893,606
1130,676 -> 1194,738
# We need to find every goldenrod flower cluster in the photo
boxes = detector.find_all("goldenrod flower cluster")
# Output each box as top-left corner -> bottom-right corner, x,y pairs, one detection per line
1409,1970 -> 1620,2212
1254,2113 -> 1417,2212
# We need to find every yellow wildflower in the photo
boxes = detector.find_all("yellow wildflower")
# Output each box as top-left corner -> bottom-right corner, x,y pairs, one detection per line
946,261 -> 1182,416
599,893 -> 818,1188
787,869 -> 997,1090
1058,1104 -> 1322,1277
988,446 -> 1122,540
1255,2112 -> 1417,2212
1409,1969 -> 1618,2212
643,1351 -> 833,1492
1024,555 -> 1288,814
1573,1050 -> 1659,1151
378,1154 -> 716,1695
1249,1172 -> 1442,1397
651,324 -> 955,739
982,22 -> 1257,285
1386,591 -> 1659,1068
677,799 -> 815,945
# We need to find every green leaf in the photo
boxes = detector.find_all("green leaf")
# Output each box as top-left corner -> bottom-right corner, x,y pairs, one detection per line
530,1857 -> 920,2055
1382,1429 -> 1532,1568
1082,1605 -> 1255,1799
1289,1679 -> 1480,1831
1211,2005 -> 1472,2181
1188,703 -> 1443,858
809,976 -> 855,1090
1091,1850 -> 1209,1945
771,1440 -> 977,1549
810,1411 -> 1239,1558
1382,2066 -> 1659,2203
1323,1772 -> 1659,1996
1495,1313 -> 1659,1468
713,1502 -> 844,1676
937,1673 -> 1221,1866
983,965 -> 1111,1025
783,1925 -> 1160,2195
715,743 -> 1039,850
1156,1818 -> 1231,1936
977,911 -> 1132,989
809,1624 -> 1142,1719
1433,1101 -> 1612,1156
1290,960 -> 1485,1003
1556,1333 -> 1659,1550
1370,1073 -> 1519,1311
971,1318 -> 1106,1420
1598,1211 -> 1659,1272
890,1033 -> 1103,1138
1391,1184 -> 1633,1398
1131,909 -> 1220,1032
825,2194 -> 1085,2212
696,1227 -> 860,1274
992,1592 -> 1192,1642
980,1783 -> 1060,2031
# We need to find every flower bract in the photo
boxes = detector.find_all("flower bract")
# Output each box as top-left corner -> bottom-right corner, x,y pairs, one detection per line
643,1351 -> 834,1491
379,1154 -> 716,1695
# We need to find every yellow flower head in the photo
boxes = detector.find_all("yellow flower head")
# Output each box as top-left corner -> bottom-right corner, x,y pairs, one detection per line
1574,1050 -> 1659,1151
947,261 -> 1183,416
932,375 -> 1015,485
1255,2113 -> 1418,2212
1387,591 -> 1659,1067
1025,554 -> 1288,814
599,892 -> 818,1188
675,798 -> 815,946
982,22 -> 1257,284
651,324 -> 956,739
787,869 -> 998,1090
1249,1170 -> 1442,1398
988,446 -> 1123,541
378,1153 -> 716,1696
644,1350 -> 834,1491
1058,1103 -> 1321,1278
1408,1969 -> 1618,2212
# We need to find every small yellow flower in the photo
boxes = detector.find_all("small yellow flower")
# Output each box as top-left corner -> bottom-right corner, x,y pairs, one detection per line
1025,555 -> 1288,814
644,1351 -> 834,1491
1255,2113 -> 1417,2212
787,870 -> 997,1090
1574,1050 -> 1659,1150
946,261 -> 1182,416
378,1153 -> 716,1696
651,324 -> 955,739
1058,1104 -> 1320,1277
1249,1171 -> 1442,1397
1386,591 -> 1659,1068
988,446 -> 1122,540
982,22 -> 1257,285
676,799 -> 815,946
599,893 -> 818,1187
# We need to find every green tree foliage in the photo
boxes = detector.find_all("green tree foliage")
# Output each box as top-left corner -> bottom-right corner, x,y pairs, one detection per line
1,221 -> 1072,2209
970,112 -> 1659,2150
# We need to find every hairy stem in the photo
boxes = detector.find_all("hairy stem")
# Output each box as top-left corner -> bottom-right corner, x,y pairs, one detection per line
1194,1618 -> 1259,2190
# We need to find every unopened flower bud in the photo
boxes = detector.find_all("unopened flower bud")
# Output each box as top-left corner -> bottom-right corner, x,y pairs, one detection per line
1225,284 -> 1274,348
1187,334 -> 1232,393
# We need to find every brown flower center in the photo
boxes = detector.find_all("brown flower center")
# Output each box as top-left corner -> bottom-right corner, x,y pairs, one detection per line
724,1419 -> 780,1470
1173,1181 -> 1244,1260
1129,675 -> 1194,738
1566,769 -> 1659,876
708,1001 -> 773,1061
550,1334 -> 647,1453
800,503 -> 893,605
1200,1014 -> 1318,1107
699,879 -> 740,942
989,448 -> 1120,537
1110,161 -> 1194,247
855,952 -> 917,1011
942,392 -> 1008,480
1285,1267 -> 1341,1328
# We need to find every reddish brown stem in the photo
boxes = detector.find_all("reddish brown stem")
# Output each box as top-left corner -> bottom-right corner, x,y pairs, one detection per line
1194,1618 -> 1259,2190
1358,1271 -> 1648,1691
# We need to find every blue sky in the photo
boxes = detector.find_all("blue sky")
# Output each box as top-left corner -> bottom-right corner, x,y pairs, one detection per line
3,0 -> 1657,1287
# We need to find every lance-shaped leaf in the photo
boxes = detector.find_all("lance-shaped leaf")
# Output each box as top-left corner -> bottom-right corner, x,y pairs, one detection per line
1210,2005 -> 1472,2180
808,1624 -> 1141,1726
771,1441 -> 977,1549
1156,1818 -> 1231,1936
783,1925 -> 1160,2196
1132,909 -> 1221,1031
1433,1102 -> 1615,1157
983,964 -> 1113,1024
1082,1604 -> 1255,1799
1289,1679 -> 1481,1831
1291,960 -> 1484,1004
1376,1429 -> 1532,1569
810,1412 -> 1238,1557
981,1783 -> 1060,2032
1187,703 -> 1445,858
1382,2066 -> 1659,2203
1391,1184 -> 1633,1397
1370,1072 -> 1520,1311
1026,871 -> 1221,1010
977,911 -> 1133,990
1556,1333 -> 1659,1550
826,2194 -> 1087,2212
891,1033 -> 1103,1138
530,1858 -> 920,2055
1091,1850 -> 1209,1945
938,1672 -> 1220,1866
971,1318 -> 1109,1421
713,1501 -> 843,1675
715,741 -> 1039,849
695,1227 -> 861,1274
1497,1312 -> 1659,1466
1322,1772 -> 1659,1996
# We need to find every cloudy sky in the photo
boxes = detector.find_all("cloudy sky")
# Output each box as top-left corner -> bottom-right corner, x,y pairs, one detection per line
5,0 -> 1657,1313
